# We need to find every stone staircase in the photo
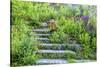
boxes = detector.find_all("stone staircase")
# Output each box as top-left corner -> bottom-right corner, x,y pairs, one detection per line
32,22 -> 94,65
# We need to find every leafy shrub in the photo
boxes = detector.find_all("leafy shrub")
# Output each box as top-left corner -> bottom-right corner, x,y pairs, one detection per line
11,19 -> 39,66
49,31 -> 69,44
78,32 -> 96,59
11,0 -> 39,66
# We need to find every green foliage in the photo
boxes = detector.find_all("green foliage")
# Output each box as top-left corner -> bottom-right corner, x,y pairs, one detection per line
79,32 -> 91,45
78,32 -> 96,59
11,0 -> 96,65
49,9 -> 96,60
11,19 -> 39,66
11,0 -> 39,66
49,31 -> 68,44
58,5 -> 73,17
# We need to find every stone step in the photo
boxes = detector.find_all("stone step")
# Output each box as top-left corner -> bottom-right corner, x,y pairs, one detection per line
38,53 -> 76,59
38,44 -> 65,50
38,23 -> 48,28
41,23 -> 48,27
33,29 -> 50,33
39,43 -> 80,47
36,50 -> 76,54
36,38 -> 50,41
71,60 -> 96,63
39,44 -> 65,46
38,43 -> 81,50
36,59 -> 68,64
34,34 -> 51,37
35,38 -> 50,43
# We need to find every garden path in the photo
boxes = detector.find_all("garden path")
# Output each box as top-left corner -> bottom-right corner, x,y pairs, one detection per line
33,22 -> 93,65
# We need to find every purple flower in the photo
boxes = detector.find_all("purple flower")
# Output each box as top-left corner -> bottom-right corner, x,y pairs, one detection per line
81,16 -> 89,22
